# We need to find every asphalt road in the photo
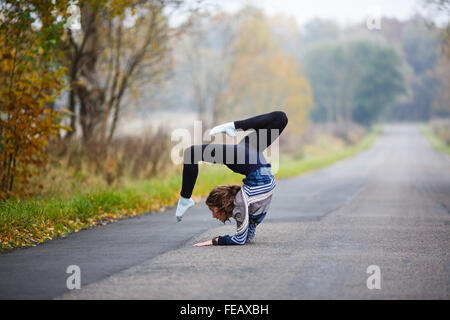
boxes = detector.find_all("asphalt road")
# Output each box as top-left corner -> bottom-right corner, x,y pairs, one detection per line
1,124 -> 449,299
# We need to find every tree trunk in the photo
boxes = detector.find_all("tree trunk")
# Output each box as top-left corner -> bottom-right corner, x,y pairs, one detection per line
74,3 -> 106,144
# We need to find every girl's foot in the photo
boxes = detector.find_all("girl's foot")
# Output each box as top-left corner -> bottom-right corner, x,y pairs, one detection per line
175,196 -> 195,222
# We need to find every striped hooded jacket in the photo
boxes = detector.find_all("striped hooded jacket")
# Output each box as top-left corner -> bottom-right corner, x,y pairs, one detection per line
216,165 -> 275,245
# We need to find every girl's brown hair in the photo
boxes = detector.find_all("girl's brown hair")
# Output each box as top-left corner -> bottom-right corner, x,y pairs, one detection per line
205,184 -> 241,223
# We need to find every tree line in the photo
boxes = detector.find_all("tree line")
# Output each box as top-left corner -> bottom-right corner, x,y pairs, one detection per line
1,1 -> 448,199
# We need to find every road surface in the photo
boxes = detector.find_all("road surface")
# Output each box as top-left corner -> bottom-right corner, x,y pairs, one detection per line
1,124 -> 449,299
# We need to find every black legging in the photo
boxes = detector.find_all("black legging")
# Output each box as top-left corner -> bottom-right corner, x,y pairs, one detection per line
180,111 -> 288,198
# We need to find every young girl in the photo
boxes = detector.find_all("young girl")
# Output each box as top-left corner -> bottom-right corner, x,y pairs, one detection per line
175,111 -> 288,246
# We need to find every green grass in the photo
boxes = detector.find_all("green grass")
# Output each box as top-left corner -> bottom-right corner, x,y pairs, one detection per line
275,124 -> 382,178
0,125 -> 382,250
419,124 -> 450,155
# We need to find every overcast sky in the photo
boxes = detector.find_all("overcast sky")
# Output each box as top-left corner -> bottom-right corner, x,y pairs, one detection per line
171,0 -> 448,27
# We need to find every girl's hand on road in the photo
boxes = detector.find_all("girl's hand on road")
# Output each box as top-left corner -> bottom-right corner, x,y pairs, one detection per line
193,240 -> 213,247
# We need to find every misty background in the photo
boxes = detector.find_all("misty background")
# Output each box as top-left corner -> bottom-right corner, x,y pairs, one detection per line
100,0 -> 450,136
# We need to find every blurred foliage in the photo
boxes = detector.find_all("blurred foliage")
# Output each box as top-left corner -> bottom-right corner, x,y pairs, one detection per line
304,40 -> 405,126
0,0 -> 177,199
0,0 -> 71,200
65,0 -> 172,143
420,120 -> 450,155
225,7 -> 313,134
430,118 -> 450,145
176,6 -> 313,134
431,55 -> 450,117
42,127 -> 173,196
382,16 -> 445,121
299,15 -> 448,123
422,0 -> 450,58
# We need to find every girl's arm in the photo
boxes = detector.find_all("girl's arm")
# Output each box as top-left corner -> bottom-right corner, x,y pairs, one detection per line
193,239 -> 214,247
193,191 -> 249,246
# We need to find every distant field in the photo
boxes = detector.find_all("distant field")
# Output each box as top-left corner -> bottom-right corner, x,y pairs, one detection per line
115,111 -> 202,137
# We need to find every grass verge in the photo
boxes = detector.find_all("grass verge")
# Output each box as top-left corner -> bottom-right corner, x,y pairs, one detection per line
0,125 -> 382,250
419,124 -> 450,155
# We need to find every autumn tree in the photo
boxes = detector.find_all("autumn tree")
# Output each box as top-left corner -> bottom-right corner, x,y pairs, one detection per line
0,1 -> 71,199
64,0 -> 187,144
178,6 -> 313,133
379,16 -> 442,121
223,7 -> 314,134
177,11 -> 240,126
432,50 -> 450,117
304,40 -> 406,126
422,0 -> 450,58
